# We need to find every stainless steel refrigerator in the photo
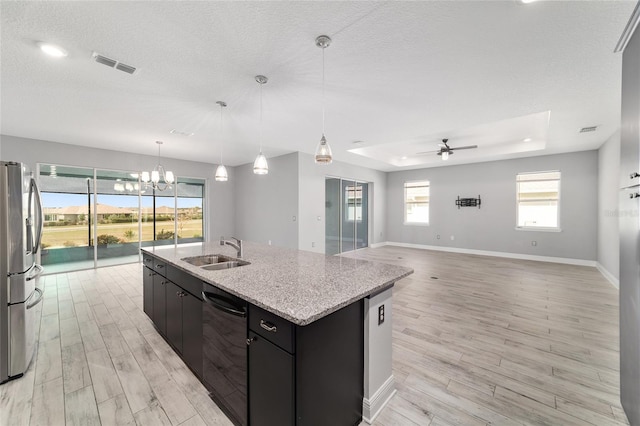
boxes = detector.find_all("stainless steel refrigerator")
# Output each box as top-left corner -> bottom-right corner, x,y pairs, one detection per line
0,161 -> 44,384
619,5 -> 640,424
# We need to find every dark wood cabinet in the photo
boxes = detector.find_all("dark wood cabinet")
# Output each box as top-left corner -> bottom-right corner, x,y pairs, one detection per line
152,273 -> 167,336
142,252 -> 203,379
248,331 -> 294,426
143,266 -> 154,320
166,281 -> 183,353
182,290 -> 203,378
248,302 -> 364,426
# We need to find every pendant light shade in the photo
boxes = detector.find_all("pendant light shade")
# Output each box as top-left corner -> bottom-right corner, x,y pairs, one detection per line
215,164 -> 228,181
253,152 -> 268,174
315,35 -> 333,165
254,75 -> 269,175
315,135 -> 333,164
215,101 -> 229,182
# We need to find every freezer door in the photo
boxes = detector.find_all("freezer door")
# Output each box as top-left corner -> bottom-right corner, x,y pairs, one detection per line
1,162 -> 34,274
8,264 -> 41,305
8,286 -> 43,378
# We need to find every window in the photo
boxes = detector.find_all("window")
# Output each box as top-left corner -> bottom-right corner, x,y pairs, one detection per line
404,181 -> 429,224
516,171 -> 560,229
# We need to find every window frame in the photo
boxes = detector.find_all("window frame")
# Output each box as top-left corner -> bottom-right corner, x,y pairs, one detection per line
515,170 -> 561,232
403,180 -> 430,226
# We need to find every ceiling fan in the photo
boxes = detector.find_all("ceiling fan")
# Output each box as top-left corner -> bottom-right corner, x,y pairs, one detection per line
417,138 -> 478,161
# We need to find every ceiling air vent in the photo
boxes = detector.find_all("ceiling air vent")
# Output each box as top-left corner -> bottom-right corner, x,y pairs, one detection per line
580,126 -> 598,133
92,52 -> 138,75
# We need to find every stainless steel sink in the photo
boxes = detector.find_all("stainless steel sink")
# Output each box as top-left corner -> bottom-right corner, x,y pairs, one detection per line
202,260 -> 250,271
181,254 -> 250,270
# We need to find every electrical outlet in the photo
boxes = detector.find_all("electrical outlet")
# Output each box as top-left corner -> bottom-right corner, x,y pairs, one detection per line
292,216 -> 297,222
450,235 -> 455,241
437,234 -> 441,240
268,240 -> 272,246
531,241 -> 537,246
378,305 -> 385,325
311,242 -> 315,248
317,216 -> 321,221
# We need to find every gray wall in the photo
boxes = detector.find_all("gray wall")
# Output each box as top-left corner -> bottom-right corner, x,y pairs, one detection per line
0,134 -> 236,241
297,152 -> 387,254
386,151 -> 598,261
233,152 -> 299,249
597,132 -> 620,281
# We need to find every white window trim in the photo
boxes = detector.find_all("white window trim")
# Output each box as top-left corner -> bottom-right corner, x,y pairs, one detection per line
515,170 -> 561,231
403,180 -> 430,226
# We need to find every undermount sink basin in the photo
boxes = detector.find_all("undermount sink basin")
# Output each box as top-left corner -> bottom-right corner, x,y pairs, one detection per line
181,254 -> 250,270
202,260 -> 250,271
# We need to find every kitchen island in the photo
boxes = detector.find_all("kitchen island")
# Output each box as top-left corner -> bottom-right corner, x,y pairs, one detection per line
141,241 -> 413,426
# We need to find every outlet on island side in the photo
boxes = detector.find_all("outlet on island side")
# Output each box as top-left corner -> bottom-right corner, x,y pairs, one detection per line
378,304 -> 385,325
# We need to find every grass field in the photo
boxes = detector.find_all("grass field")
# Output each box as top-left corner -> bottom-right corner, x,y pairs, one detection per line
42,219 -> 203,248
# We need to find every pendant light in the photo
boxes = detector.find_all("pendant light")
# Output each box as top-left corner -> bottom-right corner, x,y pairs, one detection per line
141,141 -> 175,191
253,75 -> 269,175
315,35 -> 333,164
214,101 -> 229,182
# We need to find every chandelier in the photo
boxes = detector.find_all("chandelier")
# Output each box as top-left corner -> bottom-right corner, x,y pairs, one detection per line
141,141 -> 175,191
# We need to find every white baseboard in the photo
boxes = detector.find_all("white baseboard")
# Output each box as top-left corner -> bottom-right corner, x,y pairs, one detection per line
374,241 -> 597,267
370,242 -> 387,249
362,375 -> 396,424
596,262 -> 619,289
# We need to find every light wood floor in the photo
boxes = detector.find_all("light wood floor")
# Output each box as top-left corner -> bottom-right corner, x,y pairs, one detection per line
0,246 -> 628,426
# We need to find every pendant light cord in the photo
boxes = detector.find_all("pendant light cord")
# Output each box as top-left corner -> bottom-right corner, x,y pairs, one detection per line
219,104 -> 223,164
322,46 -> 325,135
260,82 -> 263,152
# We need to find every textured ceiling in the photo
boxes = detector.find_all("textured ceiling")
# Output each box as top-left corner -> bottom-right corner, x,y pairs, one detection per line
0,1 -> 635,171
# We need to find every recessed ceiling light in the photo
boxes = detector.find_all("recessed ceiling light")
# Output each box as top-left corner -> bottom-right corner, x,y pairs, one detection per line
520,0 -> 538,3
523,138 -> 532,142
401,156 -> 408,160
170,129 -> 195,136
38,42 -> 67,58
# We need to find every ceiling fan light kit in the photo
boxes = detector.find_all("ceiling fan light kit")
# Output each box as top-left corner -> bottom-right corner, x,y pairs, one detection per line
436,138 -> 478,161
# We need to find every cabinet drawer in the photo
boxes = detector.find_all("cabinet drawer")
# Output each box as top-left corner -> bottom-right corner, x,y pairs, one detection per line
167,266 -> 203,300
142,254 -> 155,268
153,259 -> 167,276
249,305 -> 294,353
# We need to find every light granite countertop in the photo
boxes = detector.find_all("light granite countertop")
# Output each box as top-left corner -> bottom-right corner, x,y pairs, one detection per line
141,241 -> 413,325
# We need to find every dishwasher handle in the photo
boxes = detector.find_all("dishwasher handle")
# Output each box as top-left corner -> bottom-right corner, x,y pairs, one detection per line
202,291 -> 247,318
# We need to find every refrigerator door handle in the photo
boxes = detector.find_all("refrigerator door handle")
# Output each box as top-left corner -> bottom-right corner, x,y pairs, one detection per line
30,178 -> 43,255
26,287 -> 43,310
26,264 -> 43,282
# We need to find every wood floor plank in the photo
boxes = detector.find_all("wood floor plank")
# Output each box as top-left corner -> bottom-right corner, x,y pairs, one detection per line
61,342 -> 91,394
112,351 -> 157,414
64,386 -> 100,426
29,376 -> 64,426
34,338 -> 62,385
133,400 -> 172,426
86,348 -> 124,403
97,393 -> 136,426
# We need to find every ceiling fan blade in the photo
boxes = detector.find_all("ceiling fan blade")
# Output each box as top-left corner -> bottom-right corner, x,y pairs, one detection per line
415,150 -> 440,155
450,145 -> 478,151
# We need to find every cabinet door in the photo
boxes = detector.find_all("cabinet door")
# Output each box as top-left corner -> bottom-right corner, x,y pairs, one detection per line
143,267 -> 154,320
182,291 -> 203,378
165,281 -> 183,354
248,332 -> 294,426
153,274 -> 167,336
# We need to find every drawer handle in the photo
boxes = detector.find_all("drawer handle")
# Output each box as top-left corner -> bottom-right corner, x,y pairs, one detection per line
260,320 -> 277,333
631,172 -> 640,179
144,258 -> 152,263
156,264 -> 164,268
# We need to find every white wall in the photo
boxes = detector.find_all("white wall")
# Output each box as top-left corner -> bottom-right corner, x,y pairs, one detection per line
297,152 -> 387,254
233,152 -> 299,249
0,134 -> 236,240
597,132 -> 620,284
386,151 -> 599,261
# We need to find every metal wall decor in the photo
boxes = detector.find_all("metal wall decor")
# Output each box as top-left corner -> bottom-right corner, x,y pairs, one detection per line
456,195 -> 481,209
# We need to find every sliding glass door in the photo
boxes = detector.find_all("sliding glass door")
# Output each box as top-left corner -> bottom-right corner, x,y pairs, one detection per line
325,177 -> 369,255
38,163 -> 206,273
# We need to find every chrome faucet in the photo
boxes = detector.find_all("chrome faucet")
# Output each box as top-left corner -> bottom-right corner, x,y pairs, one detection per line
220,236 -> 243,258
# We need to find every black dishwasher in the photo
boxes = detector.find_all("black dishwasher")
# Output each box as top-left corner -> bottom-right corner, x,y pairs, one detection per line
202,282 -> 248,426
